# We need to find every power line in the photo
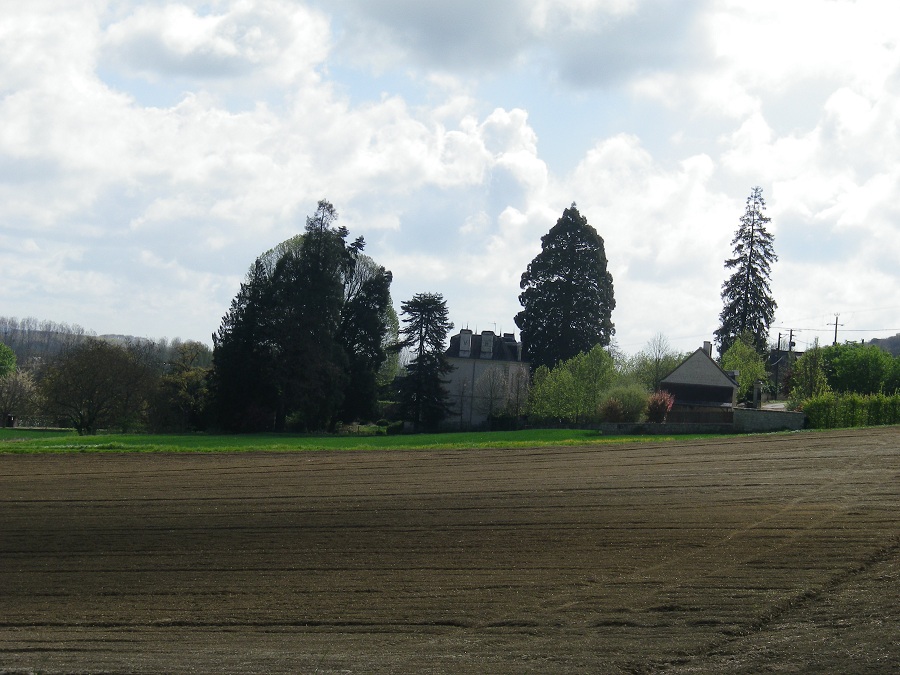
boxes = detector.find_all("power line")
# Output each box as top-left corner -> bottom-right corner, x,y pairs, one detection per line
771,326 -> 900,333
829,314 -> 843,345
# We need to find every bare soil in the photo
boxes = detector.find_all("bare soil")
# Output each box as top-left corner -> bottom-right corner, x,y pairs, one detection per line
1,428 -> 898,673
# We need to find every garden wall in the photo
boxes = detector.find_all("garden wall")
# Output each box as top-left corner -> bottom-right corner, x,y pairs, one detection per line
733,408 -> 806,433
593,409 -> 805,436
595,422 -> 734,435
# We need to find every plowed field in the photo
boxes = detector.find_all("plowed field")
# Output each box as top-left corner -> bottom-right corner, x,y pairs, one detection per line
1,428 -> 898,673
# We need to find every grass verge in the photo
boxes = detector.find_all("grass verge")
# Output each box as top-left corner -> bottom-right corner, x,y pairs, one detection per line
0,427 -> 712,454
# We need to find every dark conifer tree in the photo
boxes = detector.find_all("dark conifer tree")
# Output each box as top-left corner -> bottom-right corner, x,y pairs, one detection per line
515,203 -> 615,370
398,292 -> 453,432
715,187 -> 778,355
211,200 -> 393,431
338,259 -> 394,422
211,258 -> 279,431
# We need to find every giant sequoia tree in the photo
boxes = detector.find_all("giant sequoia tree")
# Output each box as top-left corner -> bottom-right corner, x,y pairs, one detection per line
211,200 -> 394,431
515,204 -> 615,370
715,187 -> 778,355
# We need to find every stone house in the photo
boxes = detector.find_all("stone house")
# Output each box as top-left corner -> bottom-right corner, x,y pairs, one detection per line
444,329 -> 530,430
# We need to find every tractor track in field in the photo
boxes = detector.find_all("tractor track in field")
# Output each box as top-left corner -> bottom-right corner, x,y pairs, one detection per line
1,427 -> 898,673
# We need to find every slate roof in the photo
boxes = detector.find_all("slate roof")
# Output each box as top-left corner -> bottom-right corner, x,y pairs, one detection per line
661,348 -> 739,389
445,332 -> 522,361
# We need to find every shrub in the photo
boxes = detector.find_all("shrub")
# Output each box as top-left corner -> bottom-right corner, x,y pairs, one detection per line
600,385 -> 647,423
599,397 -> 625,423
646,390 -> 675,423
801,392 -> 900,429
800,392 -> 837,429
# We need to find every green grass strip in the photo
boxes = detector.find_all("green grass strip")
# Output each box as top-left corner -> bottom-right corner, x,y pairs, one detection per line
0,427 -> 708,454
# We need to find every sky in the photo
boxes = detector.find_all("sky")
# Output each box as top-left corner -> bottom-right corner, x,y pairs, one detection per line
2,0 -> 900,356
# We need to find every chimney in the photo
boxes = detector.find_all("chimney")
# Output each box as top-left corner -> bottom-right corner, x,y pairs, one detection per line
480,331 -> 494,359
459,329 -> 472,358
703,341 -> 712,357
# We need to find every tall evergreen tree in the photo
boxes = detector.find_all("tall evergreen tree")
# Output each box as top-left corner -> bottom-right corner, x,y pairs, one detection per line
337,256 -> 394,422
398,292 -> 453,432
515,203 -> 615,370
715,187 -> 778,355
211,200 -> 393,431
211,258 -> 280,431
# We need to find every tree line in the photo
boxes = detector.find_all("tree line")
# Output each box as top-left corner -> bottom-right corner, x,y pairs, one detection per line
5,188 -> 894,435
0,335 -> 212,434
0,201 -> 456,434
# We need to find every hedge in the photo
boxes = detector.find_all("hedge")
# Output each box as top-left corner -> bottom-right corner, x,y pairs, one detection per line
800,392 -> 900,429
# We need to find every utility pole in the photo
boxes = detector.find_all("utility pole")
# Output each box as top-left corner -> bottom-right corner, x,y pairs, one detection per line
774,333 -> 782,397
829,314 -> 843,345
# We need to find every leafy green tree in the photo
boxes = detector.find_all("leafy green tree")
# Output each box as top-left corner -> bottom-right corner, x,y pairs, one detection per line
0,342 -> 15,378
626,333 -> 684,391
398,293 -> 453,432
837,345 -> 883,394
528,365 -> 576,423
376,306 -> 401,388
0,369 -> 37,426
148,341 -> 211,432
566,345 -> 616,423
788,339 -> 830,407
886,356 -> 900,394
715,187 -> 777,355
515,203 -> 615,370
40,339 -> 155,434
720,332 -> 769,401
527,344 -> 615,424
823,343 -> 893,395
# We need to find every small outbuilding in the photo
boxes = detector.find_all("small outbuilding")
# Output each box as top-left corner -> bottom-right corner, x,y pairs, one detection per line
660,342 -> 739,424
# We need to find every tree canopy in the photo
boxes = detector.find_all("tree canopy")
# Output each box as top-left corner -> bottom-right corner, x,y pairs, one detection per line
40,338 -> 155,435
720,332 -> 769,401
0,342 -> 15,379
211,200 -> 394,431
819,342 -> 897,395
715,187 -> 777,355
515,204 -> 615,370
527,344 -> 615,424
0,369 -> 37,426
623,333 -> 685,392
788,340 -> 830,406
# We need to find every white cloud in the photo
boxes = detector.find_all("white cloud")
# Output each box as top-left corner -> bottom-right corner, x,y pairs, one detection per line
331,0 -> 535,72
102,1 -> 331,86
2,0 -> 899,349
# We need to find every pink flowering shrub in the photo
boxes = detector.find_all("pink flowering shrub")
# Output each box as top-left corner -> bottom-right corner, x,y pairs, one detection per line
647,390 -> 675,423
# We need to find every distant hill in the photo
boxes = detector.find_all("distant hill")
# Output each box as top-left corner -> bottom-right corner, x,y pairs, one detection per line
0,316 -> 94,365
0,316 -> 207,368
869,333 -> 900,357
